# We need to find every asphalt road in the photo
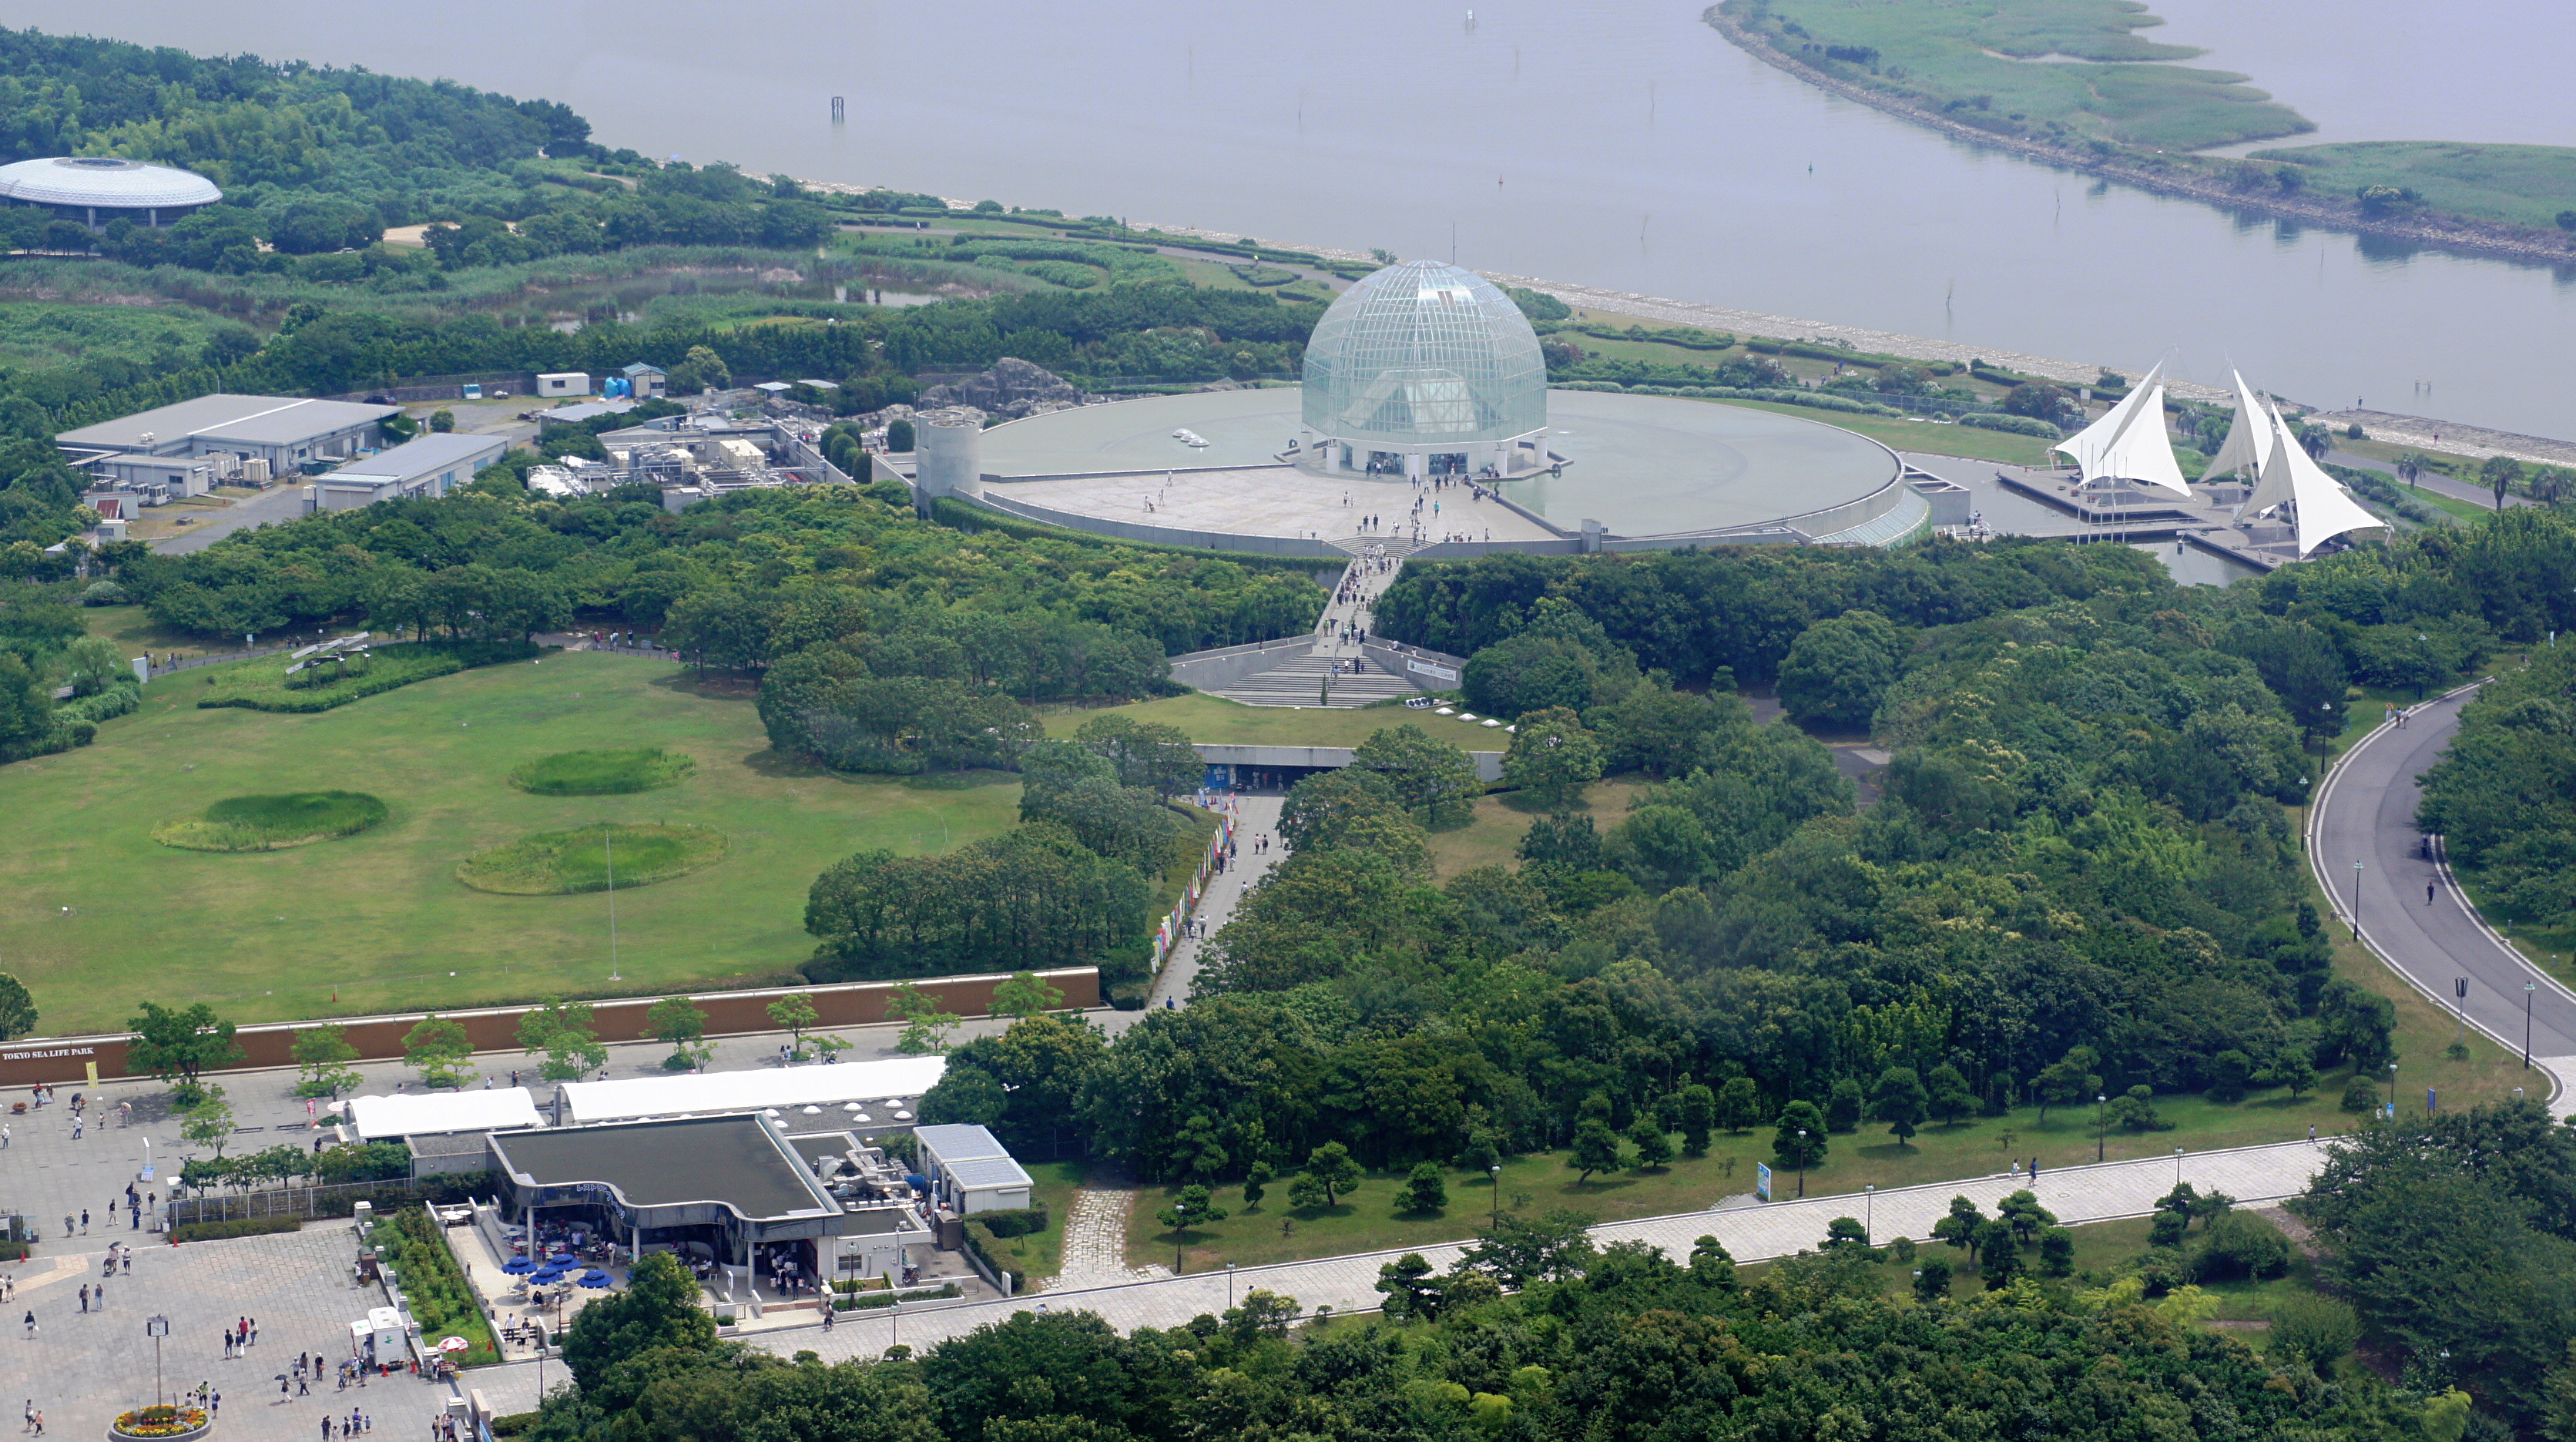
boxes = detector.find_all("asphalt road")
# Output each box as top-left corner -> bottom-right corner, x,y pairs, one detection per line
152,484 -> 309,553
2308,686 -> 2576,1098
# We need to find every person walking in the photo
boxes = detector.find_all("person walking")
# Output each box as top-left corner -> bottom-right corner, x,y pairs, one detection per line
77,1211 -> 87,1235
76,1286 -> 87,1316
21,1310 -> 32,1340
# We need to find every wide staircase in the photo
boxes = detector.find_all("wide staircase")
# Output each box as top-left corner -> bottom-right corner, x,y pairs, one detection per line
1206,538 -> 1432,708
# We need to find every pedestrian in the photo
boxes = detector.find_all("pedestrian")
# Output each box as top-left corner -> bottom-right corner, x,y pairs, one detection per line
297,1376 -> 308,1398
322,1420 -> 331,1442
76,1286 -> 87,1315
2028,1157 -> 2038,1182
250,1318 -> 258,1348
78,1210 -> 87,1234
25,1416 -> 33,1439
2,1123 -> 9,1148
211,1393 -> 220,1418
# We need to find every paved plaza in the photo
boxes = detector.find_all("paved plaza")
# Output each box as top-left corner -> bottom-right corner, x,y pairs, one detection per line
997,467 -> 1554,548
8,1227 -> 475,1442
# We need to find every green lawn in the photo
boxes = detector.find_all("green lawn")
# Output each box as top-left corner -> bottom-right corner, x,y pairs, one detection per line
1707,397 -> 2062,467
1425,777 -> 1654,880
2252,140 -> 2576,234
1041,693 -> 1477,749
1737,0 -> 2313,152
0,650 -> 1023,1034
986,1160 -> 1090,1286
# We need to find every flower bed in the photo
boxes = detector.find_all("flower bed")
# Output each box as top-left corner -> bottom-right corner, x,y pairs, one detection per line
112,1404 -> 212,1440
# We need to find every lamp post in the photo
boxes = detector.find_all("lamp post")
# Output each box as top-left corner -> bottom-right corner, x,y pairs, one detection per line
1864,1185 -> 1874,1242
2388,1059 -> 2400,1120
146,1315 -> 168,1407
2174,1147 -> 2184,1188
2528,981 -> 2539,1070
1796,1130 -> 1808,1198
1488,1165 -> 1501,1232
1225,1261 -> 1235,1310
2351,859 -> 2363,931
2095,1093 -> 2107,1162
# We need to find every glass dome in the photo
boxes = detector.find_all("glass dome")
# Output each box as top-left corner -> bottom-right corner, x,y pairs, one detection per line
1302,260 -> 1546,447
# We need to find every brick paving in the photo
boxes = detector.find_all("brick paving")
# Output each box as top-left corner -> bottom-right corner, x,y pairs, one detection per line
1145,796 -> 1283,1009
1039,1192 -> 1168,1293
7,1227 -> 472,1442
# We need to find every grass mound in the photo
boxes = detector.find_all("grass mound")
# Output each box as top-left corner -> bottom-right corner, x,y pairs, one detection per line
508,747 -> 695,796
456,822 -> 727,895
155,791 -> 390,851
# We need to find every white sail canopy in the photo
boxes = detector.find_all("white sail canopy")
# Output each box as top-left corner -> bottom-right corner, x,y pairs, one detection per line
2251,407 -> 2382,557
2205,369 -> 2271,477
2048,361 -> 2191,496
2238,401 -> 2299,519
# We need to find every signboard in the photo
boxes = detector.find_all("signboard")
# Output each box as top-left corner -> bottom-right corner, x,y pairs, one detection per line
1755,1162 -> 1773,1203
1407,660 -> 1461,682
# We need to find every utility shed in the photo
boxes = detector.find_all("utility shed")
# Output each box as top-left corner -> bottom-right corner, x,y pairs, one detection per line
912,1123 -> 1034,1215
313,433 -> 507,511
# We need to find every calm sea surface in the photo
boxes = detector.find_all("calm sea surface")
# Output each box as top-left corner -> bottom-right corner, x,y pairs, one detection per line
19,0 -> 2576,437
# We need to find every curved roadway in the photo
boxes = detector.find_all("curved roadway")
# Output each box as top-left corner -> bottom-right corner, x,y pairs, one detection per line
2309,685 -> 2576,1101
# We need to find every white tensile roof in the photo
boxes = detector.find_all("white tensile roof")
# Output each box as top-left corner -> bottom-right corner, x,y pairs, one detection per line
2249,407 -> 2382,557
557,1055 -> 948,1126
347,1088 -> 544,1140
2050,360 -> 2191,496
2205,369 -> 2273,478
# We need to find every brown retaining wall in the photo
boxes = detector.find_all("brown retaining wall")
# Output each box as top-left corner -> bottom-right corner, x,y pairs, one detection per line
0,968 -> 1098,1088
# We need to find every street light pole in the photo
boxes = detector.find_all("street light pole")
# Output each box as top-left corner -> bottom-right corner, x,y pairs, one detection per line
1864,1185 -> 1874,1242
1796,1129 -> 1808,1198
2388,1059 -> 2400,1121
1488,1165 -> 1501,1232
2351,859 -> 2363,931
2527,981 -> 2538,1069
2095,1094 -> 2107,1163
2174,1147 -> 2184,1188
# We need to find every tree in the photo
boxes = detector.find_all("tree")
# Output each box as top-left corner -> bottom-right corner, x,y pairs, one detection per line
290,1023 -> 361,1098
2205,1048 -> 2254,1103
1912,1255 -> 1954,1301
669,344 -> 733,394
403,1014 -> 475,1089
1241,1160 -> 1273,1209
767,992 -> 822,1058
1933,1196 -> 1985,1258
1715,1077 -> 1762,1134
888,980 -> 964,1054
126,1001 -> 244,1099
1998,1189 -> 2057,1243
559,1252 -> 718,1393
2003,381 -> 2078,427
1626,1115 -> 1675,1169
179,1086 -> 234,1159
1350,723 -> 1484,826
1772,1100 -> 1829,1172
58,635 -> 129,697
1872,1066 -> 1930,1148
1501,708 -> 1604,804
2271,1049 -> 2319,1100
1292,1142 -> 1364,1209
1822,1216 -> 1875,1256
886,418 -> 916,453
1398,1162 -> 1448,1213
1925,1064 -> 1975,1128
2484,453 -> 2526,509
1153,1183 -> 1228,1271
1456,1209 -> 1598,1286
1375,1253 -> 1444,1321
428,408 -> 455,434
1776,610 -> 1906,733
518,998 -> 607,1082
1676,1084 -> 1716,1156
0,654 -> 49,753
1974,1219 -> 2021,1287
646,995 -> 711,1070
1569,1118 -> 1625,1185
2038,1227 -> 2075,1276
0,972 -> 34,1041
1072,714 -> 1200,796
917,1065 -> 1008,1128
2032,1045 -> 2102,1123
1826,1078 -> 1864,1132
2269,1293 -> 2360,1371
991,971 -> 1065,1020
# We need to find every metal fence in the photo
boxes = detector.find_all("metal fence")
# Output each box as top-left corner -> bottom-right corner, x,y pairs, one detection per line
168,1173 -> 493,1226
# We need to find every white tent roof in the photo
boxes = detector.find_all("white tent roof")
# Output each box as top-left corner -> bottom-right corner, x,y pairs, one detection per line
557,1055 -> 948,1127
2239,401 -> 2299,519
2049,361 -> 2192,496
2205,369 -> 2272,478
2259,414 -> 2383,557
347,1088 -> 543,1141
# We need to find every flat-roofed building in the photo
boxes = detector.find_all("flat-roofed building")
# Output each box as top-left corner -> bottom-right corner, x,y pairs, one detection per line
56,393 -> 401,471
311,432 -> 507,511
912,1122 -> 1035,1215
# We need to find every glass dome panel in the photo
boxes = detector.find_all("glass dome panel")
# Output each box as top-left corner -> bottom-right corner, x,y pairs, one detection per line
1302,260 -> 1545,446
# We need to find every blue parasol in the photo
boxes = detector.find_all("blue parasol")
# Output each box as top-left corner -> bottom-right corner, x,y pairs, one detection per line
501,1256 -> 535,1275
578,1269 -> 612,1288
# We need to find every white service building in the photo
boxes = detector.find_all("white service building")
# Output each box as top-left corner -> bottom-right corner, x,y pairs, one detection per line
537,373 -> 592,397
912,1123 -> 1034,1216
56,394 -> 401,472
552,1055 -> 946,1128
310,432 -> 508,511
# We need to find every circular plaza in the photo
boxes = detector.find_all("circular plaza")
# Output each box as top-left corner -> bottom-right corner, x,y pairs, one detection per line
917,260 -> 1923,556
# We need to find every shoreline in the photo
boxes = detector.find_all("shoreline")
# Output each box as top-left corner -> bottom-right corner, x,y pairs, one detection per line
1703,2 -> 2576,271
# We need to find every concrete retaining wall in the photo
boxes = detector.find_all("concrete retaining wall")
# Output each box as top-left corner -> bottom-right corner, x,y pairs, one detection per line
1196,743 -> 1505,783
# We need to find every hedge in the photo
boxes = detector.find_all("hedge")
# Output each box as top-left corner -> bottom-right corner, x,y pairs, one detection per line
170,1216 -> 303,1243
56,683 -> 141,725
973,1206 -> 1051,1239
1959,412 -> 2064,439
1552,381 -> 1907,418
831,1283 -> 962,1311
963,1220 -> 1024,1292
930,498 -> 1343,575
196,640 -> 544,714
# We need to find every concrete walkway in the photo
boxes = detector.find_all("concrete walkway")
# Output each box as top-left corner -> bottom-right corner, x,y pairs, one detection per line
459,1135 -> 2333,1411
1145,794 -> 1283,1008
2307,689 -> 2576,1098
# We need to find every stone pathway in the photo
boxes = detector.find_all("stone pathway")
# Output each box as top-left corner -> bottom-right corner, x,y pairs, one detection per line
1039,1190 -> 1169,1292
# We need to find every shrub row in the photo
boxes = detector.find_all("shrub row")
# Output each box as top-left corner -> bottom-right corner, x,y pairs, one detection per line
830,1283 -> 963,1311
57,682 -> 142,724
196,639 -> 541,714
2329,464 -> 2449,527
963,1219 -> 1025,1292
1552,380 -> 1908,418
1959,411 -> 2065,439
973,1206 -> 1052,1239
375,1206 -> 499,1367
169,1216 -> 302,1244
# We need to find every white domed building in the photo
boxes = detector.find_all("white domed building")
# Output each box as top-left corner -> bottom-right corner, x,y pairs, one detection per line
911,257 -> 1927,558
0,156 -> 223,229
1298,260 -> 1550,481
